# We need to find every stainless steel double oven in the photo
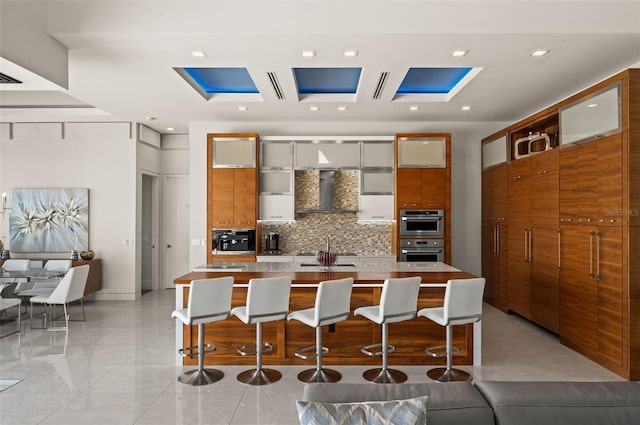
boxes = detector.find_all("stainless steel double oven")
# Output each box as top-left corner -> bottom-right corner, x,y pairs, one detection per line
399,209 -> 445,262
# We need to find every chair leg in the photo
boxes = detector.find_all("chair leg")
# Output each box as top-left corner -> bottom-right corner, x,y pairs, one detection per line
296,326 -> 341,383
236,322 -> 282,385
177,323 -> 224,386
427,325 -> 472,382
362,323 -> 408,384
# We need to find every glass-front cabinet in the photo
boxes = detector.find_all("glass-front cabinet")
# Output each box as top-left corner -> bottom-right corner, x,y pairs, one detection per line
397,136 -> 446,168
482,134 -> 509,170
211,135 -> 257,167
295,141 -> 360,169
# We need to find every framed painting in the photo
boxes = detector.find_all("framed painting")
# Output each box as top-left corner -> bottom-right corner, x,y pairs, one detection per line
9,188 -> 89,253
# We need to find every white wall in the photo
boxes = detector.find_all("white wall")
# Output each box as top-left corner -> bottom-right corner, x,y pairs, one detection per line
189,121 -> 508,276
0,121 -> 139,300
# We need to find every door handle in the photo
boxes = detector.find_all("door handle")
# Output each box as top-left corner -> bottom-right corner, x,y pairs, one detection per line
588,232 -> 594,278
596,231 -> 602,280
528,228 -> 532,264
496,225 -> 500,256
557,229 -> 561,271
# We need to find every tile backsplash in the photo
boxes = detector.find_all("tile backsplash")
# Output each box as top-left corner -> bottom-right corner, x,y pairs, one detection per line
261,170 -> 392,255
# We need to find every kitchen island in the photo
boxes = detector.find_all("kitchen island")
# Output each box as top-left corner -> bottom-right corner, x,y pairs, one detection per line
173,261 -> 480,368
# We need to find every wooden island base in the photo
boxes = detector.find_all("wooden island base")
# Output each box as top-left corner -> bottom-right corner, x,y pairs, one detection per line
174,267 -> 478,367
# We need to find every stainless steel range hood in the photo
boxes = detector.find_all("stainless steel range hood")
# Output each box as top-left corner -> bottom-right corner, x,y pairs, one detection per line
296,170 -> 358,214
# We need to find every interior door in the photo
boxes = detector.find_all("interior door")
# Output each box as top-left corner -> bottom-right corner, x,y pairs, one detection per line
163,175 -> 190,289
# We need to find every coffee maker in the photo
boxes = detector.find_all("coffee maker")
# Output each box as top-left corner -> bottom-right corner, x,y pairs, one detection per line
264,232 -> 281,254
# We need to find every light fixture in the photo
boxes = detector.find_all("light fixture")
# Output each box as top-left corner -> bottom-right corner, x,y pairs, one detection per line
309,106 -> 319,111
587,103 -> 598,108
409,106 -> 420,111
531,50 -> 550,57
238,106 -> 248,111
343,50 -> 358,57
461,105 -> 472,111
166,127 -> 175,131
1,192 -> 10,217
451,50 -> 469,57
301,50 -> 316,58
145,116 -> 157,121
191,51 -> 207,58
337,106 -> 347,111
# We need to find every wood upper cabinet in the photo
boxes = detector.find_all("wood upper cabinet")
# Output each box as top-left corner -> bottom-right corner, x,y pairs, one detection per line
597,133 -> 623,226
421,168 -> 446,209
396,168 -> 448,209
530,149 -> 559,227
396,168 -> 422,209
233,168 -> 257,227
210,168 -> 234,227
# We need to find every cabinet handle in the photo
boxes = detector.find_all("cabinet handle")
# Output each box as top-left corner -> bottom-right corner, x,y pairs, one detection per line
270,215 -> 283,219
560,218 -> 573,223
496,226 -> 500,256
524,228 -> 528,262
600,219 -> 616,223
528,228 -> 532,263
596,231 -> 602,280
371,215 -> 384,219
589,231 -> 594,278
512,175 -> 522,180
537,170 -> 548,175
579,218 -> 592,223
557,229 -> 561,271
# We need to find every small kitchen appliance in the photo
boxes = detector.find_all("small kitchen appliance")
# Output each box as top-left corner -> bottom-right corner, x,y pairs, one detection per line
212,229 -> 256,255
263,231 -> 281,254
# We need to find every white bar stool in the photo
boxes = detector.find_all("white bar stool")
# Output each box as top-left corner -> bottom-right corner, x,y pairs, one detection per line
354,276 -> 422,384
231,276 -> 292,386
287,277 -> 353,383
418,277 -> 485,382
171,277 -> 234,386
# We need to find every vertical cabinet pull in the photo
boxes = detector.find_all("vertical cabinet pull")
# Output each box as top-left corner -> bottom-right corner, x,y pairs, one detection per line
524,228 -> 528,262
557,229 -> 562,271
496,226 -> 500,256
528,228 -> 533,264
589,231 -> 594,278
596,232 -> 602,280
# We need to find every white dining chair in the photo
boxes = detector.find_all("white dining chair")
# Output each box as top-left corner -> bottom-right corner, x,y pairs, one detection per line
29,265 -> 90,330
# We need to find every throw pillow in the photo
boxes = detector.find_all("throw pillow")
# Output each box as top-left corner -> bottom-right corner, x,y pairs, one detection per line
296,395 -> 428,425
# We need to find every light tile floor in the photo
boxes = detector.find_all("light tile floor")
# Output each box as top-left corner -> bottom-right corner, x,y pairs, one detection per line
0,289 -> 623,425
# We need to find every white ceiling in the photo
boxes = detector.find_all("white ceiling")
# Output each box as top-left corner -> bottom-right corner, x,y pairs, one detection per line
1,0 -> 640,134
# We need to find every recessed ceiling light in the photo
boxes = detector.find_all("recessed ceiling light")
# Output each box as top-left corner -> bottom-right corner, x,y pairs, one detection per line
309,106 -> 319,111
167,127 -> 175,131
238,106 -> 248,111
301,50 -> 316,58
191,51 -> 207,58
451,50 -> 469,57
409,106 -> 420,111
461,105 -> 472,111
337,106 -> 347,111
531,50 -> 550,57
587,103 -> 598,108
343,50 -> 358,57
145,116 -> 157,121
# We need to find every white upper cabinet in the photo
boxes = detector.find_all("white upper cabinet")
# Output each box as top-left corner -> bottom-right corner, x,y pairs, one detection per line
361,170 -> 394,194
211,136 -> 256,167
397,136 -> 446,168
560,83 -> 621,146
482,134 -> 508,169
260,141 -> 293,169
362,141 -> 394,168
260,170 -> 293,194
259,195 -> 295,221
358,195 -> 394,221
295,141 -> 360,169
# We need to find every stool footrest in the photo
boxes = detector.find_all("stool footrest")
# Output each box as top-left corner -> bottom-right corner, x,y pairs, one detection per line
294,345 -> 329,360
361,342 -> 396,357
425,344 -> 460,358
178,343 -> 215,358
237,342 -> 274,356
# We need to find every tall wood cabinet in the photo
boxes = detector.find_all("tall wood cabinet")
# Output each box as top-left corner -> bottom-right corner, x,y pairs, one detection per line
482,69 -> 639,379
207,134 -> 258,263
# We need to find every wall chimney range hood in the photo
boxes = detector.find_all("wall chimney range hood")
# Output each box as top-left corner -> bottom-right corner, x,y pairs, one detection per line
296,170 -> 358,214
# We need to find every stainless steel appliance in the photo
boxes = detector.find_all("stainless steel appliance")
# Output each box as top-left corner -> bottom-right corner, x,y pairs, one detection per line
400,210 -> 445,237
263,231 -> 281,254
399,239 -> 445,262
212,229 -> 256,255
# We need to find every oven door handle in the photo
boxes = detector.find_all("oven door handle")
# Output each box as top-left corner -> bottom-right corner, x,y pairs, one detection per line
401,216 -> 442,221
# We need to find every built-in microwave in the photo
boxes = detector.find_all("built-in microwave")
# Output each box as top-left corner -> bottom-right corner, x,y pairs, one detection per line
399,210 -> 444,237
212,229 -> 256,255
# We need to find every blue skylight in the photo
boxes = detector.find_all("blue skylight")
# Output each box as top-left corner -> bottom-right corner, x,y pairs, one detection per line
182,67 -> 259,94
397,68 -> 473,94
293,68 -> 362,94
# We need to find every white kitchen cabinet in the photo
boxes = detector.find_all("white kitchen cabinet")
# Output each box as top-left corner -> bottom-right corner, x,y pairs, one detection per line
362,141 -> 394,168
358,195 -> 394,221
361,169 -> 394,194
560,82 -> 621,146
259,195 -> 295,221
397,136 -> 446,168
211,135 -> 256,167
260,170 -> 293,194
482,134 -> 508,169
260,141 -> 293,168
295,141 -> 360,169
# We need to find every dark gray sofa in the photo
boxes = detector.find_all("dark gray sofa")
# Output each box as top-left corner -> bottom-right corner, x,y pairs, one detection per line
302,381 -> 640,425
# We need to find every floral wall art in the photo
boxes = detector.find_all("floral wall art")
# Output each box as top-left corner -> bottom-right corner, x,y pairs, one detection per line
9,188 -> 89,253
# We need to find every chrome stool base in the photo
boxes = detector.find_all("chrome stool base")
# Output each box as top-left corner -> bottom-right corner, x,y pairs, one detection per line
427,367 -> 472,382
363,368 -> 407,384
297,368 -> 341,383
237,368 -> 281,386
178,368 -> 224,386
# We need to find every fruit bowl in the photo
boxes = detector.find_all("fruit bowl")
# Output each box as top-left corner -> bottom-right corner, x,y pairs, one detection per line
316,250 -> 338,267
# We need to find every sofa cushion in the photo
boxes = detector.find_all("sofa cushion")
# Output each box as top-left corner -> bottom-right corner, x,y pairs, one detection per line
302,382 -> 495,425
296,395 -> 428,425
475,381 -> 640,425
